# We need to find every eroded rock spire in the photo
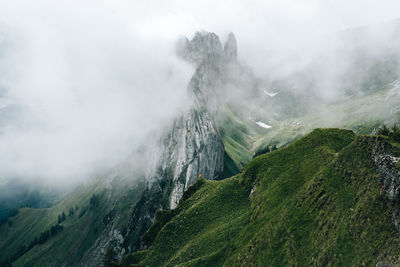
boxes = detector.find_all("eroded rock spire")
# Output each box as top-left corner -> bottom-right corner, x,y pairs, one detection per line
224,32 -> 237,61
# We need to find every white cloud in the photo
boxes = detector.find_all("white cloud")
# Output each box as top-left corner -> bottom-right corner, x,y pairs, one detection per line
0,0 -> 399,186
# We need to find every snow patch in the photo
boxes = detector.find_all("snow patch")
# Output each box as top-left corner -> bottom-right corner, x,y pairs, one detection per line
256,121 -> 272,129
263,90 -> 278,97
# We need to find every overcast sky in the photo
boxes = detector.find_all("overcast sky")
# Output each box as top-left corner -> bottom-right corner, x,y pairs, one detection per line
0,0 -> 399,187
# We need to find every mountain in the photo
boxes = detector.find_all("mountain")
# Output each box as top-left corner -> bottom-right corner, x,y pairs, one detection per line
123,31 -> 268,253
2,25 -> 400,266
120,128 -> 400,266
0,31 -> 265,266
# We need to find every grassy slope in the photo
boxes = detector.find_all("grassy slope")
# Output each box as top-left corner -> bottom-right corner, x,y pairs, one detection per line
218,106 -> 265,178
0,182 -> 97,263
0,176 -> 145,266
121,176 -> 252,267
122,128 -> 400,266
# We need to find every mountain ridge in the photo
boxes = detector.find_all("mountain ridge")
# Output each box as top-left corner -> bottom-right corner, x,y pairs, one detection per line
0,31 -> 261,266
121,128 -> 400,266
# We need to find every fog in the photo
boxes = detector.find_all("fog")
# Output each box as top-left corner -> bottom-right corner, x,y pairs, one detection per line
0,0 -> 399,187
0,0 -> 194,187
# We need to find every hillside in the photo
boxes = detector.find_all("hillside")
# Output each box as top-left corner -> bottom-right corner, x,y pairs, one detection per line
0,175 -> 147,266
121,128 -> 400,266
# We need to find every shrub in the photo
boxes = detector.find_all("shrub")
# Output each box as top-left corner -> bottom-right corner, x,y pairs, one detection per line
376,124 -> 400,142
79,206 -> 88,218
90,194 -> 99,208
377,124 -> 390,136
103,245 -> 118,267
391,124 -> 400,142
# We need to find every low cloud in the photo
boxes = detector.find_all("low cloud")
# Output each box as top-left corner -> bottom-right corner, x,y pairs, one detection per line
0,0 -> 193,187
0,0 -> 399,187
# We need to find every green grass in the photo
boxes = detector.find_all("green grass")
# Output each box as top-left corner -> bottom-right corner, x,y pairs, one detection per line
218,106 -> 264,177
122,128 -> 400,266
121,175 -> 252,267
0,176 -> 147,266
0,184 -> 96,263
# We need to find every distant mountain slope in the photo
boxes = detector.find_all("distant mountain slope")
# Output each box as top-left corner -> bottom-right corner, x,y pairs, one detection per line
121,129 -> 400,267
0,174 -> 148,267
254,79 -> 400,154
0,181 -> 62,221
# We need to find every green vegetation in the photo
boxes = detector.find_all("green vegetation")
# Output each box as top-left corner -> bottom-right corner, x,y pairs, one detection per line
0,176 -> 147,266
377,124 -> 400,142
121,129 -> 400,266
0,207 -> 68,266
103,245 -> 119,267
90,193 -> 100,208
0,208 -> 19,228
218,106 -> 265,178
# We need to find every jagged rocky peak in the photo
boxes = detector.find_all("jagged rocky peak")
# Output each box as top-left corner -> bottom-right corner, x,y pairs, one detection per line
177,31 -> 223,63
124,31 -> 227,252
224,32 -> 237,61
177,31 -> 237,63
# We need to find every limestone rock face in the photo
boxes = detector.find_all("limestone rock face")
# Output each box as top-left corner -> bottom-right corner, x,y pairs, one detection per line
372,138 -> 400,230
178,32 -> 224,64
158,31 -> 228,209
165,108 -> 224,209
371,138 -> 400,267
124,32 -> 236,252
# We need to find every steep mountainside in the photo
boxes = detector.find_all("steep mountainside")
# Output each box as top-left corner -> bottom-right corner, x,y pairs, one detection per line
123,31 -> 257,253
121,129 -> 400,267
0,31 -> 265,266
0,174 -> 149,267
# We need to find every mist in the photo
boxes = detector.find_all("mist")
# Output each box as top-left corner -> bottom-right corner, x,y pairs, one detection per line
0,0 -> 194,187
0,0 -> 399,188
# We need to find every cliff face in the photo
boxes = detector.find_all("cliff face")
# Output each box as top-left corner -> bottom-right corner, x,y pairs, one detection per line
166,108 -> 224,209
372,138 -> 400,231
123,32 -> 239,253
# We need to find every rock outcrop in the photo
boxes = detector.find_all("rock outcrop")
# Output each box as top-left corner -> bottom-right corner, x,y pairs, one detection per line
123,32 -> 239,252
371,138 -> 400,231
370,137 -> 400,267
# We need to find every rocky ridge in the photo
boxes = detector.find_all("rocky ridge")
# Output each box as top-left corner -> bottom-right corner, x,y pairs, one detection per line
123,32 -> 239,253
